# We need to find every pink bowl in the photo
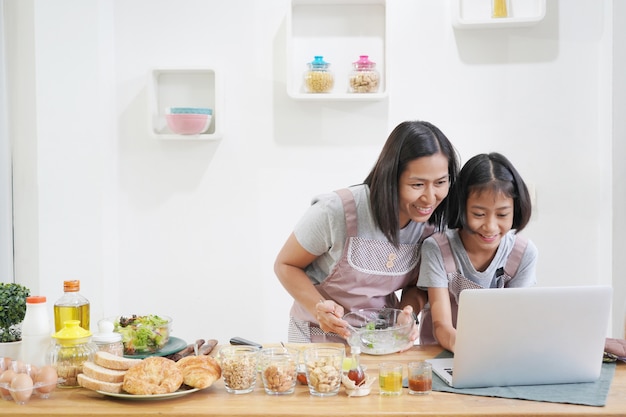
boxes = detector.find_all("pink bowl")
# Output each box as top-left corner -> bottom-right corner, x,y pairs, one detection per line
165,113 -> 211,135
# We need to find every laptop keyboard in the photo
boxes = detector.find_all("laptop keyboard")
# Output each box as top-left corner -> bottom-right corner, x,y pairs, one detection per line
445,368 -> 453,376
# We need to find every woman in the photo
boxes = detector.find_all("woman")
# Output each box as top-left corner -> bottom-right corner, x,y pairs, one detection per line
274,121 -> 460,344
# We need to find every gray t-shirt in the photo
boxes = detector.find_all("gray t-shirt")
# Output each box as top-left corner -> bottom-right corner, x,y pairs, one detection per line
417,229 -> 538,289
294,184 -> 426,285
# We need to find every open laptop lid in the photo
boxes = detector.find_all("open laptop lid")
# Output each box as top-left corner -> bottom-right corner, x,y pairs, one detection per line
440,285 -> 612,388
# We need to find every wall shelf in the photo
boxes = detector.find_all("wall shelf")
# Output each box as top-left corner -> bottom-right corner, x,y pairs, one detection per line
452,0 -> 546,29
149,68 -> 222,140
286,0 -> 388,101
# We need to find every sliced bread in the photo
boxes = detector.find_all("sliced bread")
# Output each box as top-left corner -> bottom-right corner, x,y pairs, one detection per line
78,373 -> 124,394
82,361 -> 127,383
94,351 -> 142,370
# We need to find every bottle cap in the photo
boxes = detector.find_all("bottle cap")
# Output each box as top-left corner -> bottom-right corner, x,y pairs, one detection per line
92,320 -> 122,344
52,320 -> 92,345
63,280 -> 80,292
26,296 -> 47,304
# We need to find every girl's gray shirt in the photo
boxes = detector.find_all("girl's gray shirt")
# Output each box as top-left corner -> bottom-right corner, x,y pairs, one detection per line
417,229 -> 538,289
294,184 -> 426,285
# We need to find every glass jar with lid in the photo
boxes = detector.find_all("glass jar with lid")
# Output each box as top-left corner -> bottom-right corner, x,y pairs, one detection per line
348,55 -> 380,93
92,319 -> 124,357
304,56 -> 334,93
47,320 -> 98,388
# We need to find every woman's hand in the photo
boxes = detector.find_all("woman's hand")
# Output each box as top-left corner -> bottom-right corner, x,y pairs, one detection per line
398,305 -> 418,351
316,300 -> 349,338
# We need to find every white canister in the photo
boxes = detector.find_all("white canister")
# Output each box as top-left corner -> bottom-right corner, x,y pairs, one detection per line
20,296 -> 52,367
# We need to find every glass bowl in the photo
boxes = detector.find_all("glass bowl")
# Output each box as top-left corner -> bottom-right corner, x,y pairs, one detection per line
104,314 -> 172,355
343,308 -> 412,355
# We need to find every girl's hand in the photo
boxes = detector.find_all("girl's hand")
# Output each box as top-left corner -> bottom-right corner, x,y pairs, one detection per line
316,300 -> 348,337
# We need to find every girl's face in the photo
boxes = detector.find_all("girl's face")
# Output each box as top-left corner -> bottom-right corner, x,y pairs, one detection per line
398,153 -> 450,227
459,188 -> 514,253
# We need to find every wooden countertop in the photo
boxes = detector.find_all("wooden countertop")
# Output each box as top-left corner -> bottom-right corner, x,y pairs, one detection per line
2,344 -> 625,417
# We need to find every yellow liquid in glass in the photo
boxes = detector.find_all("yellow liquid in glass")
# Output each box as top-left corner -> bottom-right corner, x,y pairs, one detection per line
54,304 -> 90,332
379,372 -> 403,392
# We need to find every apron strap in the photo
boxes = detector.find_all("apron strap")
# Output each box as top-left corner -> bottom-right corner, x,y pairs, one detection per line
432,233 -> 456,274
503,234 -> 528,277
334,188 -> 358,237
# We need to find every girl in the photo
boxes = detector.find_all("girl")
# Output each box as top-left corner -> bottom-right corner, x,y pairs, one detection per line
274,121 -> 460,344
417,152 -> 537,352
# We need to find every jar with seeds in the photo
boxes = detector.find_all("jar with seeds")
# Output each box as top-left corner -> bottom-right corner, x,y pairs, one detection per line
304,56 -> 334,93
217,345 -> 260,394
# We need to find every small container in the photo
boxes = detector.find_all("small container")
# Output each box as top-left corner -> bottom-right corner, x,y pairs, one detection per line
348,55 -> 380,93
92,320 -> 124,357
303,347 -> 344,397
304,56 -> 334,93
47,320 -> 98,388
346,346 -> 365,386
217,345 -> 260,394
259,347 -> 298,395
379,362 -> 403,396
53,280 -> 90,332
408,361 -> 432,395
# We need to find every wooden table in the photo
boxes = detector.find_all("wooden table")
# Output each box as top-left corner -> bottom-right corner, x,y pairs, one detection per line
2,344 -> 625,416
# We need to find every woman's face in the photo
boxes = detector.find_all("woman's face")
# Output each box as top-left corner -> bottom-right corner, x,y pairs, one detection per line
398,152 -> 450,227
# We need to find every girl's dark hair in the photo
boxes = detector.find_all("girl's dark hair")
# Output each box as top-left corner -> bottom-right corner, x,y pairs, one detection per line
447,152 -> 532,232
364,121 -> 460,245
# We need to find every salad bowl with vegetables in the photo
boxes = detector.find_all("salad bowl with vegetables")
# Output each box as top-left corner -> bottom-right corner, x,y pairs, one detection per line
343,308 -> 412,355
104,314 -> 172,355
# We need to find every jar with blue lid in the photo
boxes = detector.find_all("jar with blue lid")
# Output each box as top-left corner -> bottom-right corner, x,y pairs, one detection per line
304,56 -> 334,93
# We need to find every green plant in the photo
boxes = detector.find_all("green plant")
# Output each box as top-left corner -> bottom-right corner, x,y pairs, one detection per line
0,283 -> 31,342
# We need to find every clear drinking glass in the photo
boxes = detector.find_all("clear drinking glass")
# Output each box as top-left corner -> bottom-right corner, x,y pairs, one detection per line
260,347 -> 298,395
303,347 -> 344,397
408,361 -> 432,395
217,345 -> 260,394
379,362 -> 403,396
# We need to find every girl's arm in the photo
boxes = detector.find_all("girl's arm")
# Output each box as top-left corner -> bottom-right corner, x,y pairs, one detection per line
274,232 -> 348,337
428,287 -> 457,352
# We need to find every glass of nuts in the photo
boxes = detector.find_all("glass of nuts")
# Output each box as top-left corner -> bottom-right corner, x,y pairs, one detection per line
303,347 -> 344,397
217,345 -> 260,394
259,347 -> 298,395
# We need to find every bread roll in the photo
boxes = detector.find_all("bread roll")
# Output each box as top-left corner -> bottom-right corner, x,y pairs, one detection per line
123,357 -> 183,395
176,355 -> 222,389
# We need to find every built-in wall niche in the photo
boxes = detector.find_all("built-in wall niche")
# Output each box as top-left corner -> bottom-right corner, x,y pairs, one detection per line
149,68 -> 222,140
286,0 -> 388,101
452,0 -> 546,29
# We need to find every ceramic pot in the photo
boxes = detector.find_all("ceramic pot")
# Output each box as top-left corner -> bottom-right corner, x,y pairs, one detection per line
0,340 -> 22,360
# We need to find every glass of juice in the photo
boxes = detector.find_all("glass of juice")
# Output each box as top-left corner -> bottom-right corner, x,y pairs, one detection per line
378,362 -> 403,396
408,361 -> 432,395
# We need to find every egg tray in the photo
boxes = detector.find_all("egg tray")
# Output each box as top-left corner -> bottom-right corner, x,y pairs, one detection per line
0,379 -> 60,405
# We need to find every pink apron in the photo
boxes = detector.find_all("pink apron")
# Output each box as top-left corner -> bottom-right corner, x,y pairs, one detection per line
289,188 -> 434,343
419,232 -> 528,345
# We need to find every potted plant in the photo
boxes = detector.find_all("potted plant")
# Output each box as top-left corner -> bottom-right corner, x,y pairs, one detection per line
0,282 -> 31,358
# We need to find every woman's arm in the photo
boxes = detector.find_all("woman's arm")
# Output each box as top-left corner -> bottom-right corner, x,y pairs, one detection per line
428,287 -> 456,352
274,232 -> 347,336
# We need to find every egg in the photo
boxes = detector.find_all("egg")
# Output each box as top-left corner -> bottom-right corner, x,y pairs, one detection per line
0,369 -> 16,397
34,365 -> 58,394
10,373 -> 34,404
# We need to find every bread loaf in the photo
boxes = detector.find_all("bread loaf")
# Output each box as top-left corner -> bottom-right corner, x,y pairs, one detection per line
94,351 -> 142,370
78,373 -> 124,394
82,361 -> 127,383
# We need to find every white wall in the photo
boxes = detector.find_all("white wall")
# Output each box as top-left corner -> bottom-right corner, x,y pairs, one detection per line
4,0 -> 625,345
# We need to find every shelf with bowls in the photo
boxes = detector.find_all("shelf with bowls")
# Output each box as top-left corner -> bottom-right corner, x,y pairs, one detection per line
149,68 -> 222,140
286,0 -> 388,101
452,0 -> 546,29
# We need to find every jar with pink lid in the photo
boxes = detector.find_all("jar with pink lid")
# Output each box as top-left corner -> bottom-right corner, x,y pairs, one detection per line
348,55 -> 380,93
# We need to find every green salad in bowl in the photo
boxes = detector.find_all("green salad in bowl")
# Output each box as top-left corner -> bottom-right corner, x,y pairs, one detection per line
106,314 -> 172,355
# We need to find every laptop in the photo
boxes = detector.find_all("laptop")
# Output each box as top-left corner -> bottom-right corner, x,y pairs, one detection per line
427,285 -> 612,388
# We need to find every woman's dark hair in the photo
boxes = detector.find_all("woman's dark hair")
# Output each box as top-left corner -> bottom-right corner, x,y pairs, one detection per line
447,152 -> 532,232
364,121 -> 460,245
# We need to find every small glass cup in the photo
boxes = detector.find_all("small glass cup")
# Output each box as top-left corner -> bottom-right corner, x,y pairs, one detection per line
259,347 -> 298,395
217,345 -> 260,394
379,362 -> 403,396
303,347 -> 344,397
408,361 -> 432,395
